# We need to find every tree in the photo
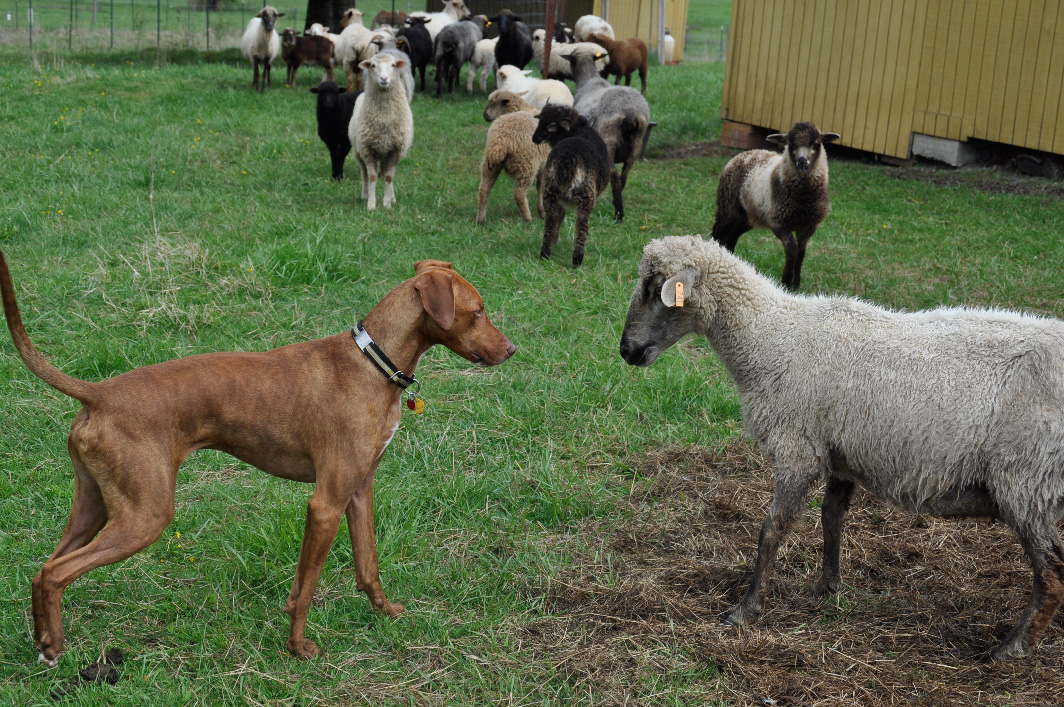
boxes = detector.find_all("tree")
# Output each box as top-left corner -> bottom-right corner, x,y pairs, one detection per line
304,0 -> 354,34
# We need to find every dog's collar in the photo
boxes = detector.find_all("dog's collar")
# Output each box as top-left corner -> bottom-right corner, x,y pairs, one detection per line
352,321 -> 425,412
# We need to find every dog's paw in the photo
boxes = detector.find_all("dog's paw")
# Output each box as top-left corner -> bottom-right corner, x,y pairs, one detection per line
288,638 -> 320,660
380,600 -> 404,617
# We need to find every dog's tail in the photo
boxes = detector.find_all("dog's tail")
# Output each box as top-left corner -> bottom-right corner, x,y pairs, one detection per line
0,249 -> 97,403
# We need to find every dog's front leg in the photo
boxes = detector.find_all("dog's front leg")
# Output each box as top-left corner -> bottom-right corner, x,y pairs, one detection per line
283,491 -> 348,659
346,473 -> 404,617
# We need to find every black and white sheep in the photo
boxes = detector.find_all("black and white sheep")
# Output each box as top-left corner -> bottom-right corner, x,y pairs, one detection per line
568,52 -> 650,224
433,16 -> 486,97
281,28 -> 334,86
620,233 -> 1064,661
477,91 -> 550,224
530,104 -> 612,266
310,80 -> 360,181
491,10 -> 533,71
711,121 -> 840,291
240,6 -> 285,92
396,17 -> 433,92
348,53 -> 413,210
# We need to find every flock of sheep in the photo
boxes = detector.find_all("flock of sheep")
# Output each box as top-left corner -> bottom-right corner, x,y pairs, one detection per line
237,2 -> 1064,662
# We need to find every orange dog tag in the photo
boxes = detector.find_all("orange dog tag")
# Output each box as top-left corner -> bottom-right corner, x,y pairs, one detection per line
675,281 -> 684,307
407,396 -> 426,414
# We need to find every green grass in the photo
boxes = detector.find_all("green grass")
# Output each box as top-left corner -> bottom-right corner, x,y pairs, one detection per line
2,0 -> 1064,702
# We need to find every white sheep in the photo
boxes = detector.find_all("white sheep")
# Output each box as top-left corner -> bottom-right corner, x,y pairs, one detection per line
240,6 -> 285,92
468,37 -> 499,94
334,9 -> 370,88
495,64 -> 573,109
531,29 -> 607,81
408,0 -> 471,43
620,234 -> 1064,661
574,14 -> 614,42
712,121 -> 840,291
477,91 -> 550,224
348,53 -> 414,211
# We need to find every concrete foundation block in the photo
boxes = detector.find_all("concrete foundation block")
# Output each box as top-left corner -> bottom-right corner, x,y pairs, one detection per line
912,133 -> 979,167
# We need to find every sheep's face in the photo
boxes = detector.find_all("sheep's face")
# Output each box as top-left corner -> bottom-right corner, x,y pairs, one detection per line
532,104 -> 577,145
310,80 -> 347,109
446,0 -> 472,19
281,28 -> 297,47
361,54 -> 406,90
257,6 -> 283,32
342,9 -> 364,28
620,266 -> 701,367
483,90 -> 527,121
767,122 -> 840,174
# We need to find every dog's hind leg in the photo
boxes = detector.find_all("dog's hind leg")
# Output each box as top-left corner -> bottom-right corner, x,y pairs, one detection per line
345,473 -> 403,617
32,457 -> 174,666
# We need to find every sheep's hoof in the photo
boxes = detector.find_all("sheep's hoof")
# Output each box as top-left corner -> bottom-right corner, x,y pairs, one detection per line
985,639 -> 1028,662
722,603 -> 758,627
812,575 -> 840,597
614,211 -> 624,223
572,254 -> 584,267
539,249 -> 552,260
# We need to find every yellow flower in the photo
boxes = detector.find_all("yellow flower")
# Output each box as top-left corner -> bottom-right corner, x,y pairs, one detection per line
175,531 -> 181,538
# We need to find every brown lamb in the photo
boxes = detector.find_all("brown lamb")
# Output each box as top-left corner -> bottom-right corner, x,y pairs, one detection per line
281,29 -> 335,86
588,32 -> 648,94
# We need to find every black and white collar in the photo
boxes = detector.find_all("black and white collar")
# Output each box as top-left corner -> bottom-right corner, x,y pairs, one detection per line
352,320 -> 418,390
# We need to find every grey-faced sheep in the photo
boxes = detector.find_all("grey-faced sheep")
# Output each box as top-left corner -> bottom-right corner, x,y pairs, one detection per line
348,53 -> 414,210
491,10 -> 533,71
531,29 -> 607,81
531,104 -> 612,266
477,91 -> 550,224
620,233 -> 1064,661
495,64 -> 573,109
587,32 -> 648,94
310,80 -> 360,181
396,17 -> 433,92
569,52 -> 650,224
281,28 -> 335,86
434,16 -> 486,97
240,6 -> 285,93
711,121 -> 840,291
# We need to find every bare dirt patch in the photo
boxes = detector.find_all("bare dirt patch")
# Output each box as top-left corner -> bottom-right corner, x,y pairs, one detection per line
523,441 -> 1064,706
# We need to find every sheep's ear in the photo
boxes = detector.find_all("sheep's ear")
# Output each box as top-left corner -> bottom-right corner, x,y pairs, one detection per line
394,59 -> 408,69
822,132 -> 840,143
310,87 -> 319,93
595,52 -> 608,60
766,133 -> 787,144
522,69 -> 532,76
276,12 -> 285,17
414,269 -> 456,330
337,87 -> 347,93
661,268 -> 699,308
515,90 -> 528,97
359,59 -> 372,71
513,15 -> 522,22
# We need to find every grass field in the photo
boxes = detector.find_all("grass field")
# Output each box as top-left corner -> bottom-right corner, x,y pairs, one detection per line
2,1 -> 1064,704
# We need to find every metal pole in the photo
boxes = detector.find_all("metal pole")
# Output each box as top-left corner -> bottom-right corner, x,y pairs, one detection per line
657,0 -> 665,65
542,0 -> 554,79
28,0 -> 33,49
109,0 -> 113,47
68,0 -> 74,50
206,1 -> 209,50
157,0 -> 161,48
14,0 -> 18,31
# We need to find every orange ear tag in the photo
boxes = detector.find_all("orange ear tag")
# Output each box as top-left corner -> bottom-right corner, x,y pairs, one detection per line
675,281 -> 685,307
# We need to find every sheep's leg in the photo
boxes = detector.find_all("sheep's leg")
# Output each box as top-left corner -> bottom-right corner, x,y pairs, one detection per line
324,63 -> 335,82
290,64 -> 300,86
380,153 -> 400,208
418,65 -> 426,92
330,144 -> 349,181
624,72 -> 632,87
355,155 -> 369,202
775,228 -> 803,290
476,159 -> 502,224
466,66 -> 475,94
513,173 -> 535,223
364,159 -> 379,210
264,62 -> 272,90
610,168 -> 625,223
724,468 -> 819,626
813,477 -> 856,596
480,66 -> 489,93
639,66 -> 647,94
535,171 -> 545,219
346,61 -> 357,93
540,195 -> 565,260
572,194 -> 594,267
252,58 -> 262,92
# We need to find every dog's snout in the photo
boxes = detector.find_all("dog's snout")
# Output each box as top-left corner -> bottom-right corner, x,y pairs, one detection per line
505,341 -> 517,358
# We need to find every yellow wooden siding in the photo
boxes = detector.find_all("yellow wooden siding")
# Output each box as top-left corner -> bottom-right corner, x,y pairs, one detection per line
591,0 -> 690,62
722,0 -> 1064,158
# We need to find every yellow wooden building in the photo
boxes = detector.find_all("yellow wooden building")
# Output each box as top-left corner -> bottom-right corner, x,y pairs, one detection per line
721,0 -> 1064,161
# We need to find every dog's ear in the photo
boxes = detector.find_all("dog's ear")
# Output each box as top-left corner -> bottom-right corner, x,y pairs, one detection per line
414,268 -> 456,330
413,259 -> 453,274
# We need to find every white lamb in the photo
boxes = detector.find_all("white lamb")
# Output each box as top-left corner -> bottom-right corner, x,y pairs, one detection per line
468,37 -> 499,94
408,0 -> 471,43
620,234 -> 1064,661
240,6 -> 285,92
495,64 -> 573,109
573,14 -> 614,42
334,9 -> 370,87
348,53 -> 414,211
307,22 -> 342,53
531,29 -> 607,80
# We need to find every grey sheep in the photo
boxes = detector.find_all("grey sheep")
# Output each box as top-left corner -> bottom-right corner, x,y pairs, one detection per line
434,16 -> 487,97
568,52 -> 650,224
711,121 -> 840,291
531,104 -> 612,266
620,234 -> 1064,661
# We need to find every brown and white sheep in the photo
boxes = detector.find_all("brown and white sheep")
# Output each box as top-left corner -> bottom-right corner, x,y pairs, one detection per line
710,121 -> 840,290
281,28 -> 334,86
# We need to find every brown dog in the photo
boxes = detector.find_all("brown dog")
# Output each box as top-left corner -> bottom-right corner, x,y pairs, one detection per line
0,253 -> 516,664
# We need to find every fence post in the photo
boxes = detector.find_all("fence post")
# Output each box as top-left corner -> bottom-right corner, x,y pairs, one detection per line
109,0 -> 113,47
68,0 -> 74,50
206,1 -> 210,51
157,0 -> 161,48
14,0 -> 18,31
28,0 -> 33,49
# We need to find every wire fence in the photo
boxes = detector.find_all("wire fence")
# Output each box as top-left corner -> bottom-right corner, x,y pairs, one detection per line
0,0 -> 419,53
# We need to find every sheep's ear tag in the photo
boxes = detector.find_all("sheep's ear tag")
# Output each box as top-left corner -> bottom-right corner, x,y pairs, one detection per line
674,282 -> 684,307
406,392 -> 426,413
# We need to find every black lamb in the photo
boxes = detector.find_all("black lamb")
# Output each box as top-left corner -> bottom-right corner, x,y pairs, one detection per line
310,80 -> 361,181
396,16 -> 432,92
531,104 -> 612,267
491,10 -> 533,70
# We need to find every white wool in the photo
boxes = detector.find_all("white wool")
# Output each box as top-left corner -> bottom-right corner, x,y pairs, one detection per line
495,65 -> 573,109
239,17 -> 280,65
573,15 -> 614,42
